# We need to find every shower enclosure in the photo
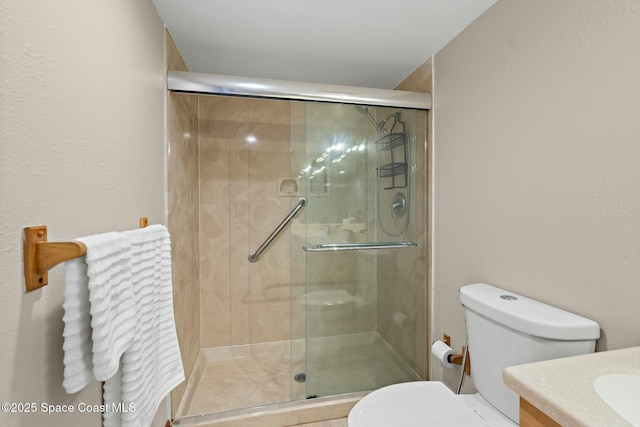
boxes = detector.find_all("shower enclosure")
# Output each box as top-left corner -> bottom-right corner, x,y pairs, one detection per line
166,72 -> 429,425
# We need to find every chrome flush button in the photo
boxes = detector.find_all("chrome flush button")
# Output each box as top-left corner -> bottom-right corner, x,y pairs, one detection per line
500,294 -> 518,301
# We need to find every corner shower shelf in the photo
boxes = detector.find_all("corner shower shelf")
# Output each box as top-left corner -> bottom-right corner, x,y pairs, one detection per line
377,163 -> 407,179
375,132 -> 406,152
375,132 -> 408,190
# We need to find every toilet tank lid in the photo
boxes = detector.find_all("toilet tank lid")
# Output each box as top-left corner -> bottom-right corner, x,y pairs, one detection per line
460,283 -> 600,341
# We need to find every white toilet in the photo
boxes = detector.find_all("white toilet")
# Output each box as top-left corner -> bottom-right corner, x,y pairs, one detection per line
348,283 -> 600,426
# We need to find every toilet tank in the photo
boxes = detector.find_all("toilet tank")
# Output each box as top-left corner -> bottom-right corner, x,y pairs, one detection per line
459,283 -> 600,423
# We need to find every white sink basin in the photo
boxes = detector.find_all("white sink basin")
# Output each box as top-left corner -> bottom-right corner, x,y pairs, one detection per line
593,374 -> 640,426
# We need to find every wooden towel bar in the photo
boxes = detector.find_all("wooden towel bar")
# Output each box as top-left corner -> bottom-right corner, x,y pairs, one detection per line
23,217 -> 149,292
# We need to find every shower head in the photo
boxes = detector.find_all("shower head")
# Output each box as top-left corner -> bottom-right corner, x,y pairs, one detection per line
355,105 -> 387,135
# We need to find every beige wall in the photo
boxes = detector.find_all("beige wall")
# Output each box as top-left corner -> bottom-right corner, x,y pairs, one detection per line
432,0 -> 640,389
395,59 -> 433,94
0,1 -> 166,426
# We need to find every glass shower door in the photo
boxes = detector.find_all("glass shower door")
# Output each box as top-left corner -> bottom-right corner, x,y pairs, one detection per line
295,101 -> 423,399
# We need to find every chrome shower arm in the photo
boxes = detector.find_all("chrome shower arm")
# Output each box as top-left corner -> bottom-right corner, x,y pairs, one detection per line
356,105 -> 388,135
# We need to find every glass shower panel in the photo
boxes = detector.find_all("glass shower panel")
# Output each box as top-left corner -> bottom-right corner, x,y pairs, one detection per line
299,102 -> 422,399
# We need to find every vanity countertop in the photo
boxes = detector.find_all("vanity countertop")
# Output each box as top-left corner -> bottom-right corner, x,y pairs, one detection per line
503,346 -> 640,427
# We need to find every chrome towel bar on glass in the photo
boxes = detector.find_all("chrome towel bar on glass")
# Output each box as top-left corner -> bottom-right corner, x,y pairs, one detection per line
249,198 -> 307,263
302,241 -> 417,252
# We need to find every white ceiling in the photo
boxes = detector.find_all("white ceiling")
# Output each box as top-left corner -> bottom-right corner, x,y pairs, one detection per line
152,0 -> 497,89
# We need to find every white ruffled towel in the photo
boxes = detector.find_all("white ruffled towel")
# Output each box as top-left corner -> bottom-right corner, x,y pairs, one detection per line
62,225 -> 184,427
62,232 -> 135,393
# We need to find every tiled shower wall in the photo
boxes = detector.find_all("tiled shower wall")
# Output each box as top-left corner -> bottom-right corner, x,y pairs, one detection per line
390,60 -> 431,379
166,31 -> 200,415
199,96 -> 295,348
167,91 -> 200,414
375,108 -> 428,378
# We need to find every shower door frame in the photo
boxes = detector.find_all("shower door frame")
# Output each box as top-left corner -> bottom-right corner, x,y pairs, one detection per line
167,71 -> 431,424
167,71 -> 431,110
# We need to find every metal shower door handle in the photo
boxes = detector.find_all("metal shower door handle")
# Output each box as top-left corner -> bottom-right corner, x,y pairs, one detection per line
248,198 -> 307,263
302,241 -> 417,252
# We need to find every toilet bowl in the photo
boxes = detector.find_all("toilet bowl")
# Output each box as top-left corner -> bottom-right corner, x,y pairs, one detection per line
348,381 -> 515,427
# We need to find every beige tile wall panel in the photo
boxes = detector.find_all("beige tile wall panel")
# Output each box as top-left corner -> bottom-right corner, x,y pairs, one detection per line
199,96 -> 293,347
167,92 -> 201,414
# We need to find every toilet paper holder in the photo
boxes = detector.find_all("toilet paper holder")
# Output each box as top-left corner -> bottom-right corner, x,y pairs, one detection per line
443,334 -> 471,375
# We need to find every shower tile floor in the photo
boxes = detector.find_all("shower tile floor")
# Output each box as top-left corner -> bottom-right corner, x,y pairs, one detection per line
177,332 -> 420,419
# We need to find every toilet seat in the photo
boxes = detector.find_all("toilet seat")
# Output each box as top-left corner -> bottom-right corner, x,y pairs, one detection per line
348,381 -> 517,427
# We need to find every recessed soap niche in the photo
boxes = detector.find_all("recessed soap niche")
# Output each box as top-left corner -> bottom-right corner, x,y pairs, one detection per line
277,176 -> 300,197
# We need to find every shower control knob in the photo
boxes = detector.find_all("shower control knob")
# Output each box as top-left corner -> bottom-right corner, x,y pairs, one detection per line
391,192 -> 407,217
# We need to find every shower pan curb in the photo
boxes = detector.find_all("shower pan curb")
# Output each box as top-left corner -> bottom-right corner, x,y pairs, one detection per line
171,392 -> 368,427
